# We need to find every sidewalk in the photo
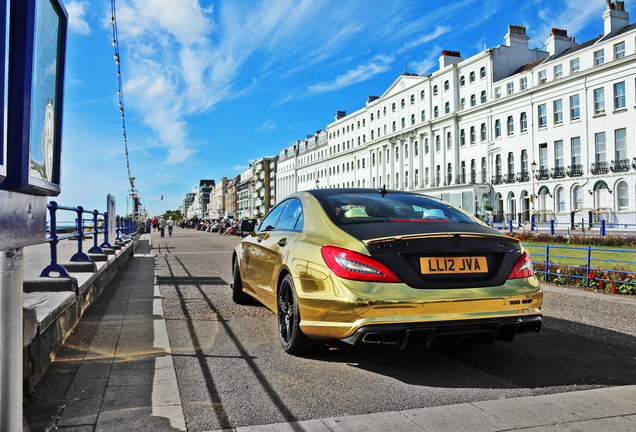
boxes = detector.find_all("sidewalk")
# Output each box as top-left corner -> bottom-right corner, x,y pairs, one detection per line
24,235 -> 636,431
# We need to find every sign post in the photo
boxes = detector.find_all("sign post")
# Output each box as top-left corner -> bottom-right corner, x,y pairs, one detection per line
0,0 -> 67,429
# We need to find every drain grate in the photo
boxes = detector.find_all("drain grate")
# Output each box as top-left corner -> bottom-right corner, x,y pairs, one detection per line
156,276 -> 227,285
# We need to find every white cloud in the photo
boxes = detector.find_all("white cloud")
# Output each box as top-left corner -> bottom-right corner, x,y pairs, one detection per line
258,120 -> 277,135
307,55 -> 393,94
412,45 -> 442,76
66,1 -> 90,35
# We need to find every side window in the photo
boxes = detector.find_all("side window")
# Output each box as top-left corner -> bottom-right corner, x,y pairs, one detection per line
277,199 -> 303,231
258,202 -> 287,232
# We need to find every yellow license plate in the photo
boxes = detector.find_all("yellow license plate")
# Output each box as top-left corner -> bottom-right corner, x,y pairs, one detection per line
420,256 -> 488,274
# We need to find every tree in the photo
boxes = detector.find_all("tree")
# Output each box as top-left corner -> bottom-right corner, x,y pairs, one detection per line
163,209 -> 183,221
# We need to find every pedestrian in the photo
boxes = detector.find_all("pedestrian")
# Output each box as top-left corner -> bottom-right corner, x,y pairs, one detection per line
484,210 -> 494,225
152,217 -> 158,232
159,216 -> 166,237
168,216 -> 174,237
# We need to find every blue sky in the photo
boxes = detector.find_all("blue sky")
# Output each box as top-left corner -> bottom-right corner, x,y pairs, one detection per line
56,0 -> 634,217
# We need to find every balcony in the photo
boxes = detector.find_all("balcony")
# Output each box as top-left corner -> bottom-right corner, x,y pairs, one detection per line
567,164 -> 583,177
503,173 -> 516,184
535,168 -> 550,180
491,174 -> 503,185
551,166 -> 566,179
610,159 -> 630,172
590,161 -> 609,174
516,171 -> 530,182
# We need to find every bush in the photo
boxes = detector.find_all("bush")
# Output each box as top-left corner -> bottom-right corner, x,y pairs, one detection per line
509,232 -> 636,248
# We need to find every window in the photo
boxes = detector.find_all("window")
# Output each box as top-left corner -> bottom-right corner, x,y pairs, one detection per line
568,137 -> 580,168
507,116 -> 514,135
392,121 -> 396,132
480,66 -> 486,78
553,99 -> 563,124
570,58 -> 580,72
520,112 -> 527,132
556,187 -> 565,212
481,90 -> 486,103
401,117 -> 405,128
401,98 -> 405,108
435,135 -> 440,152
420,90 -> 425,100
507,152 -> 514,175
460,76 -> 465,86
434,106 -> 439,117
539,143 -> 548,171
410,94 -> 415,104
595,132 -> 606,162
555,140 -> 564,168
494,119 -> 501,138
414,141 -> 418,156
469,126 -> 475,144
506,82 -> 514,95
392,103 -> 396,112
259,201 -> 288,231
614,42 -> 625,59
616,128 -> 627,159
460,98 -> 465,110
445,101 -> 450,114
617,182 -> 628,210
574,186 -> 583,210
444,80 -> 449,91
521,149 -> 528,173
614,81 -> 625,109
520,77 -> 527,90
395,146 -> 399,160
494,87 -> 501,99
447,163 -> 452,184
480,123 -> 487,141
446,131 -> 452,149
433,85 -> 438,95
593,88 -> 605,114
414,169 -> 418,185
383,106 -> 387,115
570,95 -> 580,120
460,129 -> 466,146
424,138 -> 429,154
411,114 -> 415,125
538,104 -> 547,127
553,64 -> 563,78
538,70 -> 547,84
370,113 -> 374,121
470,94 -> 476,107
469,71 -> 475,82
470,159 -> 476,183
421,110 -> 426,121
371,130 -> 374,140
372,152 -> 376,166
594,49 -> 604,65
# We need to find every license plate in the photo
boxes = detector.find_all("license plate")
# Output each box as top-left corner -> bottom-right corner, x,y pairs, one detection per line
420,256 -> 488,274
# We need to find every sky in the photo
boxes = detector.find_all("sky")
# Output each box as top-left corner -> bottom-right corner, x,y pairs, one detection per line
55,0 -> 635,217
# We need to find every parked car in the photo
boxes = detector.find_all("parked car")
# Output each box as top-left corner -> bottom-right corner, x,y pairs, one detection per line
231,188 -> 542,354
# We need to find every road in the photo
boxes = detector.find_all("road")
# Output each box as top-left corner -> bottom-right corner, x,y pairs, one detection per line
152,228 -> 636,431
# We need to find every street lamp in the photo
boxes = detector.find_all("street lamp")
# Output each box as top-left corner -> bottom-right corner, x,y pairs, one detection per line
530,161 -> 537,230
315,178 -> 320,189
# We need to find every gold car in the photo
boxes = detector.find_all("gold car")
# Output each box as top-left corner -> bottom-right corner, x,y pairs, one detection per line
231,189 -> 542,354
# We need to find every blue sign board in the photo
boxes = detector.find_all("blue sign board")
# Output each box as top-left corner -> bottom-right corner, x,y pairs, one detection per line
2,0 -> 67,196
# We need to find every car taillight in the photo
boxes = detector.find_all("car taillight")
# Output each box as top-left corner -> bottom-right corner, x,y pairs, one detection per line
509,251 -> 534,279
321,246 -> 401,282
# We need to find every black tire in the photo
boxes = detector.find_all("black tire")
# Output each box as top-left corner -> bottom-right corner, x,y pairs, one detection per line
232,259 -> 251,304
277,274 -> 318,355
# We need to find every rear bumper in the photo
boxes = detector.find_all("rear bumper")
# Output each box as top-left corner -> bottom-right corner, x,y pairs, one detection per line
340,315 -> 542,349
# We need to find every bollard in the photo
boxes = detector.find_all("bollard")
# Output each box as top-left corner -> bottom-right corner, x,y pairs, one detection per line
88,209 -> 105,254
601,219 -> 606,236
530,214 -> 535,231
40,201 -> 70,277
550,220 -> 555,236
508,219 -> 513,233
70,206 -> 91,262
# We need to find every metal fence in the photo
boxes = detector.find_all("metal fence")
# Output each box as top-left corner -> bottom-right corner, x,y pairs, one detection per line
490,218 -> 636,237
41,201 -> 135,277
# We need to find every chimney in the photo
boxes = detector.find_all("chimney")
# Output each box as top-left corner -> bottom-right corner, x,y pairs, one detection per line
546,28 -> 576,56
603,1 -> 629,35
439,50 -> 462,69
367,95 -> 380,103
505,25 -> 530,50
335,110 -> 347,120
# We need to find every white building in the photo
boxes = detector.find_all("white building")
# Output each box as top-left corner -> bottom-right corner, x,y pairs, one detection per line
279,1 -> 636,225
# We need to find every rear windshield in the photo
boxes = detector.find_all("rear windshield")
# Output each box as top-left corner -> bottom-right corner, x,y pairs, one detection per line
315,192 -> 478,226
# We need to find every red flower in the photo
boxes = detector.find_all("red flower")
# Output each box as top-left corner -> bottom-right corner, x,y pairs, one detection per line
588,273 -> 595,279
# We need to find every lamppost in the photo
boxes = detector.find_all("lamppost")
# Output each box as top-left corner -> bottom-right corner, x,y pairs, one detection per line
315,178 -> 320,189
530,161 -> 537,231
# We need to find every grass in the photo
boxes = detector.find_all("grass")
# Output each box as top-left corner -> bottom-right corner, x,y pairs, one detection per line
521,241 -> 636,272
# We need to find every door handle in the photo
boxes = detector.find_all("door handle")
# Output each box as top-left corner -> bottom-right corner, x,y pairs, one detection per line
277,239 -> 287,247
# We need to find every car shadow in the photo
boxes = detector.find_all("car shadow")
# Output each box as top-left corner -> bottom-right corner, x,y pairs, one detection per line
310,316 -> 636,390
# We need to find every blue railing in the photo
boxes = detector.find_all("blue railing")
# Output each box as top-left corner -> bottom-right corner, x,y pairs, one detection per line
41,201 -> 135,277
490,219 -> 636,237
522,243 -> 636,288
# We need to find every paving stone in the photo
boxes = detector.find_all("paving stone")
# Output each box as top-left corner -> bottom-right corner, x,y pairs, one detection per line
558,416 -> 636,432
322,411 -> 424,432
473,396 -> 584,429
403,402 -> 512,432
